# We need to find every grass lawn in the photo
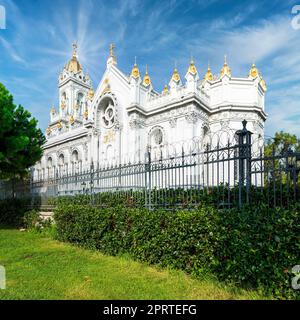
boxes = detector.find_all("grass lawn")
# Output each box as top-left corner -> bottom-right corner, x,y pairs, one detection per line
0,227 -> 267,300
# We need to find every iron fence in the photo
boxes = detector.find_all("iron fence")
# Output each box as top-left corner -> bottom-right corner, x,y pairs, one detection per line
0,120 -> 299,209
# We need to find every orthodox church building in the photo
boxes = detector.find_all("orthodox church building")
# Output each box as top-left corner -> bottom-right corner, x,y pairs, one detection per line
33,44 -> 267,180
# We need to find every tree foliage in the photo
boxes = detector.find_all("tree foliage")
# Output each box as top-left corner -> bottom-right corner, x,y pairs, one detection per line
265,131 -> 300,156
0,83 -> 46,178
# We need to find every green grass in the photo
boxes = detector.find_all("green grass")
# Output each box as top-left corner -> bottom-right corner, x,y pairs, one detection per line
0,227 -> 268,300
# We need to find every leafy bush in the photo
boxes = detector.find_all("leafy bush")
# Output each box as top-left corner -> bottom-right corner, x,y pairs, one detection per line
54,203 -> 300,299
0,198 -> 30,226
23,210 -> 43,229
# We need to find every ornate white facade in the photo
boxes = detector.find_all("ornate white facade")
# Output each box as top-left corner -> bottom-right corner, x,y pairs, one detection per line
33,44 -> 267,181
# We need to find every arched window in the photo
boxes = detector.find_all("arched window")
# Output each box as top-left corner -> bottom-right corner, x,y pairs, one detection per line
71,150 -> 81,173
58,154 -> 65,175
47,157 -> 53,168
72,150 -> 79,163
77,92 -> 84,114
106,145 -> 114,161
59,154 -> 64,166
47,157 -> 53,179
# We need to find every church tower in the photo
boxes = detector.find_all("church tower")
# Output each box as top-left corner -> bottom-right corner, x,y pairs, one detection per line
58,43 -> 92,126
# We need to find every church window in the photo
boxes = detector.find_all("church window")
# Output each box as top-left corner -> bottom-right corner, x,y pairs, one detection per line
101,99 -> 115,128
77,93 -> 84,113
59,154 -> 64,166
47,157 -> 53,168
72,150 -> 79,163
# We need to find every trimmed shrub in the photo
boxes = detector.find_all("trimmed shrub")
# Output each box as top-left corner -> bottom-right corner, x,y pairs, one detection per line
54,203 -> 300,299
0,198 -> 31,226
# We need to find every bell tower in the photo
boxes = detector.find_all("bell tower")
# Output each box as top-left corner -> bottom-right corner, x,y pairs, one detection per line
58,43 -> 92,123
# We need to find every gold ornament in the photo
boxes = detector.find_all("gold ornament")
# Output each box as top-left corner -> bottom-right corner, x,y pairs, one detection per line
88,88 -> 94,100
143,65 -> 151,86
131,63 -> 140,78
65,43 -> 82,73
188,59 -> 197,75
46,127 -> 51,135
102,79 -> 111,94
103,130 -> 116,144
162,84 -> 169,95
83,109 -> 88,119
50,106 -> 56,115
220,55 -> 231,77
57,122 -> 62,129
249,63 -> 258,78
259,77 -> 267,91
171,68 -> 181,83
70,115 -> 75,124
204,64 -> 213,81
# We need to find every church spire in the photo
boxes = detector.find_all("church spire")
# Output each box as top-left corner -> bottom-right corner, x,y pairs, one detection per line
220,54 -> 231,77
142,64 -> 151,87
204,63 -> 213,81
131,57 -> 140,79
187,56 -> 197,75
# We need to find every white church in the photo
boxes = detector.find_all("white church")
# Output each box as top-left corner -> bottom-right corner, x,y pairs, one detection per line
33,44 -> 267,182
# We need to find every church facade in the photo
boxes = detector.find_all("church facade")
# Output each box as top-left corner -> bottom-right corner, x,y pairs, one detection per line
32,44 -> 267,182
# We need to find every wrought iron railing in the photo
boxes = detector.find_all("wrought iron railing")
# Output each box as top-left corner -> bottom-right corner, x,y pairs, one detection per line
0,120 -> 299,209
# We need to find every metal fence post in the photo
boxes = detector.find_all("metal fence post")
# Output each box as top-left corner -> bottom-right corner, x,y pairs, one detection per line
145,146 -> 151,210
90,161 -> 94,205
236,120 -> 252,207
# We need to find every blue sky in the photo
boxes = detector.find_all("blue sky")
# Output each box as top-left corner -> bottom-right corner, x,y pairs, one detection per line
0,0 -> 300,138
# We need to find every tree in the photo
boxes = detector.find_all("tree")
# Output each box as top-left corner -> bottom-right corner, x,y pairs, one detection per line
0,83 -> 46,178
265,131 -> 300,156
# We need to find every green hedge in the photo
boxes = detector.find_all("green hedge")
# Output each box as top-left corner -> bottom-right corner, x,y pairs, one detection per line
54,204 -> 300,299
0,198 -> 31,226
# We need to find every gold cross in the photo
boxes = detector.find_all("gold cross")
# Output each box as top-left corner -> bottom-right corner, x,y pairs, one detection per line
109,43 -> 115,57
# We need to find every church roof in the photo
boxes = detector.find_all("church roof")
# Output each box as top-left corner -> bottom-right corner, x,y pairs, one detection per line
65,43 -> 82,73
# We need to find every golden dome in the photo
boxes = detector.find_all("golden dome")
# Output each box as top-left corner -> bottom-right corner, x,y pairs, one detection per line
220,55 -> 231,77
249,63 -> 258,78
204,64 -> 213,81
65,43 -> 82,74
131,63 -> 140,78
171,68 -> 181,83
88,88 -> 94,100
143,65 -> 151,86
188,59 -> 197,75
162,84 -> 169,95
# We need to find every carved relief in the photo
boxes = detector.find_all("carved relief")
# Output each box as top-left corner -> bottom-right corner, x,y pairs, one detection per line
103,129 -> 116,144
169,118 -> 177,128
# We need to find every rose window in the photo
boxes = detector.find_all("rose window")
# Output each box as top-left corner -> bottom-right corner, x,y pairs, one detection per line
102,102 -> 115,128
